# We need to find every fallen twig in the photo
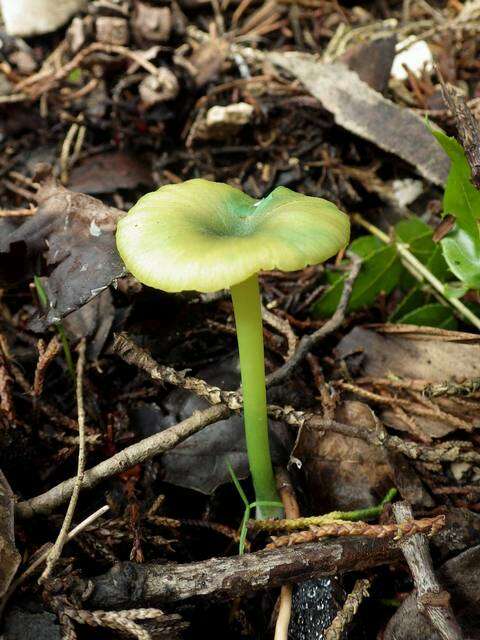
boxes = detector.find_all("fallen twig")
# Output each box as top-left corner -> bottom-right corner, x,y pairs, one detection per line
274,469 -> 300,640
85,536 -> 402,608
33,336 -> 61,398
40,339 -> 87,582
392,502 -> 463,640
266,253 -> 361,387
17,343 -> 480,519
16,403 -> 229,519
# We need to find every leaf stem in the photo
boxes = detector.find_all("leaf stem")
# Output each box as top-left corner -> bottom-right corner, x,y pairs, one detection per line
230,274 -> 282,519
353,214 -> 480,330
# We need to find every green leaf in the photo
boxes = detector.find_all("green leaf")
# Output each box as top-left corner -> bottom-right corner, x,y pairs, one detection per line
349,235 -> 383,260
312,244 -> 402,317
430,126 -> 480,289
444,281 -> 470,299
441,227 -> 480,288
389,286 -> 425,322
430,127 -> 480,238
395,218 -> 435,261
397,303 -> 457,330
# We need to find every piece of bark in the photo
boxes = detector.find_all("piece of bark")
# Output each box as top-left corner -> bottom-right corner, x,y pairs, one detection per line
270,53 -> 450,186
393,502 -> 463,640
86,537 -> 401,608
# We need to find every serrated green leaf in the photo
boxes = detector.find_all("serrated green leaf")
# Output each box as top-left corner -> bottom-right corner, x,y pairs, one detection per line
397,303 -> 457,330
312,244 -> 401,317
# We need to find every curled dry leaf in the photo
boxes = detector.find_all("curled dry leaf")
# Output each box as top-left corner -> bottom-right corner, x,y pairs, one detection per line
0,173 -> 125,325
296,400 -> 392,512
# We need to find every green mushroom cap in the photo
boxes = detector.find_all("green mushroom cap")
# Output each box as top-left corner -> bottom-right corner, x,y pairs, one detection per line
116,179 -> 350,293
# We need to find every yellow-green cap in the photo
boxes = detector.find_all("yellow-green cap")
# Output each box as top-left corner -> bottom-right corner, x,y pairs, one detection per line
116,179 -> 350,292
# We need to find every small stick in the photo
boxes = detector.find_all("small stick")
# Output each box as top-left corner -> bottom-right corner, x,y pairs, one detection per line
392,501 -> 463,640
274,469 -> 300,640
0,505 -> 109,617
266,253 -> 361,387
40,339 -> 87,582
266,515 -> 445,549
33,335 -> 61,397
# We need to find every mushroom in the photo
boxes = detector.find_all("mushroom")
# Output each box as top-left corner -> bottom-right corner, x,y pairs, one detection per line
116,179 -> 350,518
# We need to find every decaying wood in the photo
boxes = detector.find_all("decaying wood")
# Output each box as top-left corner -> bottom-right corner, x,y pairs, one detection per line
392,502 -> 463,640
86,536 -> 401,609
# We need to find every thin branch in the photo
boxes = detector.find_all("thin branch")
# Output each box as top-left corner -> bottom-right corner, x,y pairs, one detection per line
86,536 -> 402,608
266,253 -> 362,387
40,339 -> 88,582
17,341 -> 480,519
274,469 -> 300,640
266,515 -> 445,549
16,403 -> 229,519
0,505 -> 109,618
393,502 -> 463,640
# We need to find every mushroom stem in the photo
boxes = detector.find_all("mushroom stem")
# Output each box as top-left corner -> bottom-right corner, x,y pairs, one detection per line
230,274 -> 282,519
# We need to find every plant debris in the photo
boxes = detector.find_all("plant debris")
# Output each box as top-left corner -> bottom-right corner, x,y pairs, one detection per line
2,0 -> 480,637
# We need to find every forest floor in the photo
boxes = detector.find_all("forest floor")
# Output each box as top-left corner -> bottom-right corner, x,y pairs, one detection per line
1,0 -> 480,638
